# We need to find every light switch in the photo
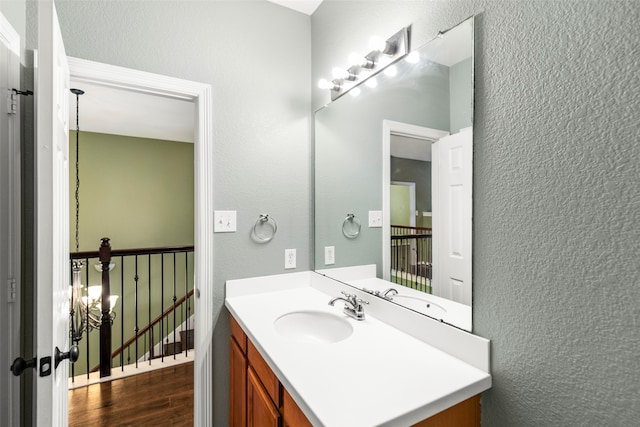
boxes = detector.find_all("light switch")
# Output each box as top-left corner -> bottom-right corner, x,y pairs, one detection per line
368,210 -> 383,228
214,210 -> 237,232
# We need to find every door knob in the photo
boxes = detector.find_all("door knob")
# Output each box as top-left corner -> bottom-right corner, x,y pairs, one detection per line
10,356 -> 36,376
54,345 -> 79,369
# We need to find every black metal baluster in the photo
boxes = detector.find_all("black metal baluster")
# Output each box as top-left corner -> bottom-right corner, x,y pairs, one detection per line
148,254 -> 151,365
161,254 -> 164,362
134,255 -> 139,368
120,255 -> 124,371
184,252 -> 189,356
173,253 -> 177,360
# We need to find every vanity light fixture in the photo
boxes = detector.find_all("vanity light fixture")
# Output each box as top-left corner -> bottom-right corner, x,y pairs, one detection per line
318,26 -> 410,101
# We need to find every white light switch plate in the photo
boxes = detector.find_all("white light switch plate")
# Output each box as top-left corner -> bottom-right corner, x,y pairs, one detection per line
368,210 -> 383,228
214,210 -> 237,232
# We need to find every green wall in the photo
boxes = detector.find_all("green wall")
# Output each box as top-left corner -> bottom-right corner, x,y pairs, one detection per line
391,156 -> 432,228
69,131 -> 194,251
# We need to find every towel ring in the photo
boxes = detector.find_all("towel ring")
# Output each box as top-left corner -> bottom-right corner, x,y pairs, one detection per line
342,213 -> 361,239
252,214 -> 277,243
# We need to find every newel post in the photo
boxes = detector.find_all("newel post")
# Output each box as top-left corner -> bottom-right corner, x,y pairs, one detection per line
99,237 -> 112,378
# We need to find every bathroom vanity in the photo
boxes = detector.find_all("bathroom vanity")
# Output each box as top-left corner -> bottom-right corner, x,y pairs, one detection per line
226,271 -> 491,426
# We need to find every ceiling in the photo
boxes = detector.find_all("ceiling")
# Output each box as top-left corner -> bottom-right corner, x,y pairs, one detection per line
266,0 -> 323,15
68,81 -> 195,143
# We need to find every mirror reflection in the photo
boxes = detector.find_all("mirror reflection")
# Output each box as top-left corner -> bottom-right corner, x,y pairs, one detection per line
314,18 -> 474,331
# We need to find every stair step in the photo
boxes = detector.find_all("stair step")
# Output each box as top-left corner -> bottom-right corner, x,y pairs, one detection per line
163,341 -> 182,356
180,329 -> 195,350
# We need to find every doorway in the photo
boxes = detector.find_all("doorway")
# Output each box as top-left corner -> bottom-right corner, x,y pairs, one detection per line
66,56 -> 214,425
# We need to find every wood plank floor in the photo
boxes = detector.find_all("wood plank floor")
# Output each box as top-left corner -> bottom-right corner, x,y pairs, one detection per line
69,362 -> 194,426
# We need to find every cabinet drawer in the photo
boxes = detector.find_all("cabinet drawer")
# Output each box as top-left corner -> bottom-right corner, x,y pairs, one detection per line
230,314 -> 247,353
247,340 -> 281,407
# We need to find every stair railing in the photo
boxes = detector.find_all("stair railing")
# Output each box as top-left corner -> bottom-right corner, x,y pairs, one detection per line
70,242 -> 195,381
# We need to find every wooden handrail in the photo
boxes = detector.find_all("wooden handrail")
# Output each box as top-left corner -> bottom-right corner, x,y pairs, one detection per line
90,288 -> 195,373
71,245 -> 194,260
391,225 -> 432,232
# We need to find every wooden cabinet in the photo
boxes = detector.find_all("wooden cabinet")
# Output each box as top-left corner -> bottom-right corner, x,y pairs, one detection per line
230,314 -> 479,427
231,315 -> 308,427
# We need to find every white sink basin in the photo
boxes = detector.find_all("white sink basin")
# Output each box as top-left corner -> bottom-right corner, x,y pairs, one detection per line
274,310 -> 353,344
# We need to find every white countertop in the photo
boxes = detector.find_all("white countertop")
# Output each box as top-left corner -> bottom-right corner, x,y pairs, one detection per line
226,271 -> 491,427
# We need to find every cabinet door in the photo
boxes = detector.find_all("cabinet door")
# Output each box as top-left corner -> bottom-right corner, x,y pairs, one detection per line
283,388 -> 312,427
247,367 -> 280,427
230,338 -> 247,427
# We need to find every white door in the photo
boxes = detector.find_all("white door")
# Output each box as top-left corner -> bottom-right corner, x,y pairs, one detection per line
1,10 -> 22,427
34,1 -> 71,424
432,128 -> 472,305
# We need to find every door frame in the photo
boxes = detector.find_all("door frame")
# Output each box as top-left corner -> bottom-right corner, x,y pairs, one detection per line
67,57 -> 214,425
382,120 -> 448,281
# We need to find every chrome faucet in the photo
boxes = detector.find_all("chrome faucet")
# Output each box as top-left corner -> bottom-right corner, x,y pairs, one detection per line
362,287 -> 398,301
328,291 -> 369,321
381,288 -> 398,300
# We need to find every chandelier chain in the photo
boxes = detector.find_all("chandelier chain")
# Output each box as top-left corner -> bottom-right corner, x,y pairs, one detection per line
73,90 -> 81,252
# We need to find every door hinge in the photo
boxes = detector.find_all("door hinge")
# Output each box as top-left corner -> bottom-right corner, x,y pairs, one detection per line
8,88 -> 33,115
7,278 -> 16,303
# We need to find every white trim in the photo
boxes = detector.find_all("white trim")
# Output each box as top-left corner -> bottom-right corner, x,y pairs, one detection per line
382,120 -> 448,281
0,12 -> 20,56
68,57 -> 214,426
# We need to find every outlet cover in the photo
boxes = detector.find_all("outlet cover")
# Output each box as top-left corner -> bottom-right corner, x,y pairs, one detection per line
368,210 -> 383,228
214,210 -> 237,233
285,249 -> 296,269
324,246 -> 335,265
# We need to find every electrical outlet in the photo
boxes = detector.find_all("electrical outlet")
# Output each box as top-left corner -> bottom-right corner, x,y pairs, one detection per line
214,210 -> 237,233
324,246 -> 335,265
285,249 -> 296,269
368,210 -> 383,228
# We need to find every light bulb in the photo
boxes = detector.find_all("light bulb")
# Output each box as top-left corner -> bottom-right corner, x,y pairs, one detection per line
365,78 -> 378,88
406,51 -> 420,64
332,67 -> 349,80
369,36 -> 386,52
349,52 -> 364,66
318,78 -> 338,91
349,87 -> 361,97
384,65 -> 398,77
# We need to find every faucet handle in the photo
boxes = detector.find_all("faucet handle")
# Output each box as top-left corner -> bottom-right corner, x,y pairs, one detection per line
357,298 -> 369,305
340,291 -> 356,302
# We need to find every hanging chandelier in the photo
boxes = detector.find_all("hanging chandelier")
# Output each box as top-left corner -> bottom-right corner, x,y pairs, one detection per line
69,88 -> 118,343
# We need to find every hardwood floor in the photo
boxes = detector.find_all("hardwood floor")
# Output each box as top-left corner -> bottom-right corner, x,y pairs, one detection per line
69,362 -> 194,426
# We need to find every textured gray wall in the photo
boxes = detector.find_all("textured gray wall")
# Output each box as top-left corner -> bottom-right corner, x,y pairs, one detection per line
313,1 -> 640,425
53,1 -> 311,424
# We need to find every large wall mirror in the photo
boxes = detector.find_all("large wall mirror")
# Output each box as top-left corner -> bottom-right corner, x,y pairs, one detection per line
314,17 -> 474,331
